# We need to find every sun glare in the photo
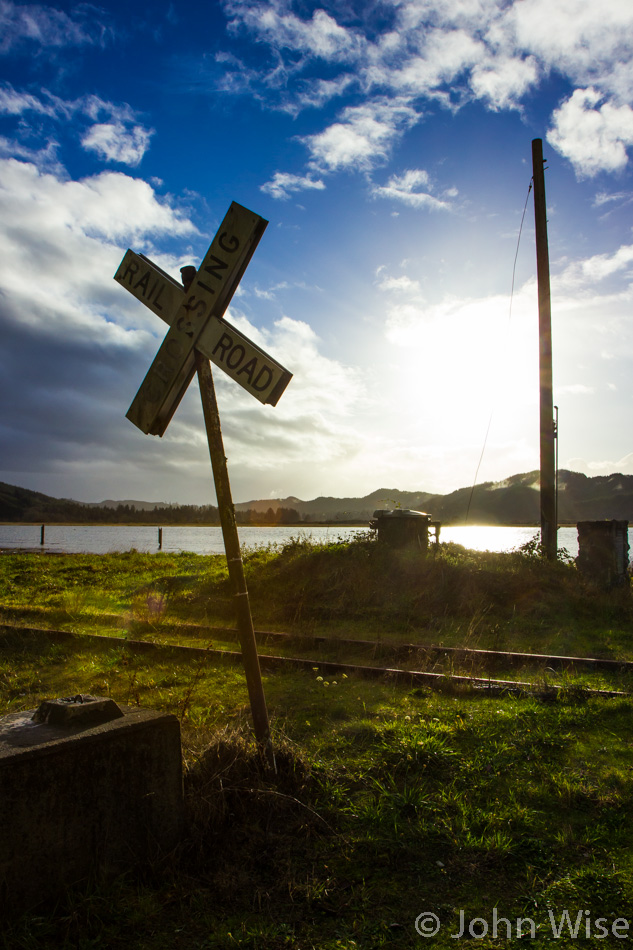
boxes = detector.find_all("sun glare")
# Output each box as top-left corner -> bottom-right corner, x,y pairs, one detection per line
382,287 -> 539,444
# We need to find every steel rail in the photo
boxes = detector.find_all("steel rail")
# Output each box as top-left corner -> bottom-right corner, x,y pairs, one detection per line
1,624 -> 629,699
1,611 -> 630,672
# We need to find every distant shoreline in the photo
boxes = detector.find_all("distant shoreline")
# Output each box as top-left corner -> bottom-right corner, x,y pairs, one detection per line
4,472 -> 632,527
0,520 -> 566,528
0,520 -> 367,528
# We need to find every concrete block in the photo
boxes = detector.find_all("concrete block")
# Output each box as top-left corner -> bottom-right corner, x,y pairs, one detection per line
0,700 -> 183,914
577,520 -> 630,588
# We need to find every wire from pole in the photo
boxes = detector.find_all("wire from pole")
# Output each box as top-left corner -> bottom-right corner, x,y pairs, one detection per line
464,180 -> 533,524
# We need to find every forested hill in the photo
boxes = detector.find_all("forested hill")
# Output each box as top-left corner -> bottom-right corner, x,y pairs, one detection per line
0,482 -> 298,526
234,470 -> 633,524
2,470 -> 633,525
0,482 -> 221,525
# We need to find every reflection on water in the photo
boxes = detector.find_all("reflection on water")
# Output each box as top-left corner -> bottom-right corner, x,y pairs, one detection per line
0,523 -> 589,557
440,525 -> 545,554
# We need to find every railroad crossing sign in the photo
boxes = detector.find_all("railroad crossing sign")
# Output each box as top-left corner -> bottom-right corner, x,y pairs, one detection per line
113,200 -> 289,766
115,201 -> 292,435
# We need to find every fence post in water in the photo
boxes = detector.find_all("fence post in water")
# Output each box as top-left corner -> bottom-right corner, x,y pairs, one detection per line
158,527 -> 163,550
40,525 -> 45,547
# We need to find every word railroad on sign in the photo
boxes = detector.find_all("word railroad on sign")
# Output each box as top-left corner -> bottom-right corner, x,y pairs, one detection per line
114,201 -> 292,436
113,200 -> 290,766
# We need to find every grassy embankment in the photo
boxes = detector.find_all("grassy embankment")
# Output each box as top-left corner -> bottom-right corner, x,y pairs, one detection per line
1,536 -> 633,948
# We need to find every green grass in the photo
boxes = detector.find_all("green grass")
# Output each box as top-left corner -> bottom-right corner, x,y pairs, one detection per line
1,631 -> 632,948
2,536 -> 633,658
1,539 -> 633,947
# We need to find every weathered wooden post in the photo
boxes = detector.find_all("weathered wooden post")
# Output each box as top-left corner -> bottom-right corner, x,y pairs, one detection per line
40,524 -> 45,546
532,138 -> 557,560
113,202 -> 293,768
181,265 -> 273,762
158,527 -> 163,550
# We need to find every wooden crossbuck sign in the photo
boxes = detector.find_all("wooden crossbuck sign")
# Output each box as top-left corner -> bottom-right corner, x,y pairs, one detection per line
115,201 -> 292,436
114,201 -> 289,767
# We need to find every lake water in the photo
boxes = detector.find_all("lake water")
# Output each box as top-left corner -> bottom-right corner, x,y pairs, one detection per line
0,523 -> 592,558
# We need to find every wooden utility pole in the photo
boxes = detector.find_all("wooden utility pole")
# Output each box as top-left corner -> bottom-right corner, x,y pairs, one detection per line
532,138 -> 557,560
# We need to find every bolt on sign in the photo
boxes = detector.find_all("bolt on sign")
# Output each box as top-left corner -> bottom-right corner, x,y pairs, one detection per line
116,201 -> 292,436
114,201 -> 290,765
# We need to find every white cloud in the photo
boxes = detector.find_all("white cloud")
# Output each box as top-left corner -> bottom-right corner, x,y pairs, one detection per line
567,453 -> 633,476
304,98 -> 418,172
367,27 -> 485,98
394,0 -> 496,32
376,274 -> 423,294
82,122 -> 154,167
226,0 -> 362,62
260,171 -> 325,199
0,82 -> 55,116
229,313 -> 365,420
547,89 -> 633,177
0,0 -> 110,54
578,245 -> 633,283
0,82 -> 79,123
0,84 -> 155,168
470,54 -> 538,110
0,136 -> 63,173
0,158 -> 205,496
504,0 -> 633,98
0,158 -> 196,332
79,98 -> 154,165
555,243 -> 633,288
593,190 -> 633,208
371,168 -> 457,211
221,0 -> 633,187
253,281 -> 289,300
294,75 -> 355,110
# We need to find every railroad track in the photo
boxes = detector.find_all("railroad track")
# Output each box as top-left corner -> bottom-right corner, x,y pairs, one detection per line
1,623 -> 630,699
3,605 -> 629,673
4,603 -> 631,673
176,624 -> 633,674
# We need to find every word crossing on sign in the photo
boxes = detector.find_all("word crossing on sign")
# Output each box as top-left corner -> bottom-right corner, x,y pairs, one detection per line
118,202 -> 290,436
115,249 -> 291,409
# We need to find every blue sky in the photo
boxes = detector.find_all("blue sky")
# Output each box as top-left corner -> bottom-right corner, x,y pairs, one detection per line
1,0 -> 633,505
